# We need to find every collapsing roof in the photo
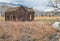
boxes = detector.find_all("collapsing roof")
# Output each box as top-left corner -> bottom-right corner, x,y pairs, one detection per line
5,6 -> 34,13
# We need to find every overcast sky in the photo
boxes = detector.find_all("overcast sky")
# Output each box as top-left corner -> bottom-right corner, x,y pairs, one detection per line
0,0 -> 54,11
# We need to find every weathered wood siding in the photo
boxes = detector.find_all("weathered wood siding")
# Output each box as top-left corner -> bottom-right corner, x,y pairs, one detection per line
5,6 -> 35,21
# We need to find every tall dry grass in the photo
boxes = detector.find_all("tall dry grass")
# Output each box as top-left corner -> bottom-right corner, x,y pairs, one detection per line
0,21 -> 59,41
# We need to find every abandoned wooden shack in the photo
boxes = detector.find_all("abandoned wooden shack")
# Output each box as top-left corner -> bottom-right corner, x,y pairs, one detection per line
5,6 -> 35,21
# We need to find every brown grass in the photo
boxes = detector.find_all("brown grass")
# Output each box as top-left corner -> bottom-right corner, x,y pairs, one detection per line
0,16 -> 60,21
35,16 -> 60,20
0,16 -> 59,41
0,17 -> 5,21
0,21 -> 59,41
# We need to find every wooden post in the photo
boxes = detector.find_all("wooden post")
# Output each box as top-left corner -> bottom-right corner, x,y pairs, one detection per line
5,13 -> 7,21
31,12 -> 34,21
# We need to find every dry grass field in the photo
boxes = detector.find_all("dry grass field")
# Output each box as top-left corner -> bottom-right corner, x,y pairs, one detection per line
0,16 -> 5,21
35,16 -> 60,24
0,16 -> 60,22
0,16 -> 59,25
35,16 -> 60,20
35,16 -> 60,21
0,21 -> 59,41
0,16 -> 59,41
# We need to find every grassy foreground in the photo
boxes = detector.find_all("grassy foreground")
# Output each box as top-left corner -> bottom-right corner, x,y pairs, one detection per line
0,16 -> 59,41
0,21 -> 58,41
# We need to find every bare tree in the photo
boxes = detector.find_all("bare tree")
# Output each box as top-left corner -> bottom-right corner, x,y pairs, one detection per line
47,0 -> 60,16
48,0 -> 60,10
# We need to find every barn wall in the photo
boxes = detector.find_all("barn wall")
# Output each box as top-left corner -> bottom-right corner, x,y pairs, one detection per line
5,7 -> 35,21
